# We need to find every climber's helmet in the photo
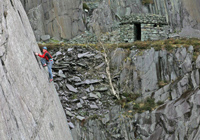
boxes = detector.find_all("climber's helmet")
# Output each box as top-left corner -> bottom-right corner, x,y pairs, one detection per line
43,46 -> 47,50
42,46 -> 47,53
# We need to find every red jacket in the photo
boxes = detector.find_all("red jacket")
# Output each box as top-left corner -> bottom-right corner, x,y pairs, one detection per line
38,50 -> 52,61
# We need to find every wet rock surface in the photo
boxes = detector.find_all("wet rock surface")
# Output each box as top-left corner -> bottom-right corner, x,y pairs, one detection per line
50,45 -> 200,139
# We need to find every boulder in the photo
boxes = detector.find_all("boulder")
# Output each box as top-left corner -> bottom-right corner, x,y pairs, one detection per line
40,35 -> 50,41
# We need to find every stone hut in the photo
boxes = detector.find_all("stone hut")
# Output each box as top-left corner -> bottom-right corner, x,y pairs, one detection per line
120,14 -> 169,42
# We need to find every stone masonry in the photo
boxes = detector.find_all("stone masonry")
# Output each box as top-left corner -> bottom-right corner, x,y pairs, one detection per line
120,14 -> 169,42
141,24 -> 169,41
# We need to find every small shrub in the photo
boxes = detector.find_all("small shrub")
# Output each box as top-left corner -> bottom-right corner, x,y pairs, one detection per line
137,51 -> 144,56
141,97 -> 156,111
133,103 -> 140,110
124,104 -> 129,109
165,44 -> 174,52
158,81 -> 168,88
72,94 -> 77,99
132,97 -> 156,113
146,97 -> 155,107
157,100 -> 164,105
173,39 -> 182,44
134,41 -> 151,49
118,43 -> 133,49
142,105 -> 152,111
132,94 -> 141,100
122,93 -> 141,102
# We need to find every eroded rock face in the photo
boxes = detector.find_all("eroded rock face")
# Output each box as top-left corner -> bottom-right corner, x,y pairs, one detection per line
0,0 -> 72,139
20,0 -> 85,40
88,0 -> 113,33
52,44 -> 200,139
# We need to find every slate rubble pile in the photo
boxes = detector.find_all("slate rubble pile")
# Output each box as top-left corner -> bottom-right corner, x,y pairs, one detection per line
49,46 -> 116,128
66,30 -> 121,44
50,45 -> 200,139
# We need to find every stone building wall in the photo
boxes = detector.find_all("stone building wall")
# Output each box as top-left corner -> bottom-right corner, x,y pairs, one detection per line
120,24 -> 135,42
141,24 -> 169,41
120,23 -> 169,42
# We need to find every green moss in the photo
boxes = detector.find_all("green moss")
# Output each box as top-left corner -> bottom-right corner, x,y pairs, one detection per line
141,97 -> 155,111
132,97 -> 156,113
193,52 -> 200,61
83,17 -> 86,24
137,51 -> 144,56
72,94 -> 77,99
49,39 -> 60,43
83,3 -> 89,11
158,80 -> 168,88
79,111 -> 88,116
141,105 -> 152,111
131,38 -> 200,52
38,38 -> 200,63
117,43 -> 133,49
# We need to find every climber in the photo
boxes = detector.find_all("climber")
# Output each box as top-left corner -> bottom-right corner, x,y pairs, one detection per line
35,46 -> 54,83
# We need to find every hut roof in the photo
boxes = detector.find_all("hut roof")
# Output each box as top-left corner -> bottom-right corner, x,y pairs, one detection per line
120,14 -> 168,25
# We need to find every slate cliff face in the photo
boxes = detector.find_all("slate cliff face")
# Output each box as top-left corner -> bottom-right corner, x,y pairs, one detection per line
20,0 -> 85,40
0,0 -> 72,139
150,0 -> 200,38
87,0 -> 200,38
67,45 -> 200,139
20,0 -> 200,40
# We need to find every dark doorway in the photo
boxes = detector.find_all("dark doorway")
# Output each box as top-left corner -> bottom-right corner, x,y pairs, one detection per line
135,23 -> 141,40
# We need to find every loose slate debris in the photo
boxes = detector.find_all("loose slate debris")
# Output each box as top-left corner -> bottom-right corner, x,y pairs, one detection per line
90,104 -> 99,109
56,51 -> 62,56
66,84 -> 78,93
95,62 -> 105,69
75,79 -> 102,86
96,87 -> 108,92
68,76 -> 81,82
89,93 -> 99,99
76,115 -> 85,121
50,46 -> 114,131
68,122 -> 75,129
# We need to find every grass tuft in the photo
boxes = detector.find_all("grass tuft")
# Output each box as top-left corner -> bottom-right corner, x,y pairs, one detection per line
142,0 -> 154,5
